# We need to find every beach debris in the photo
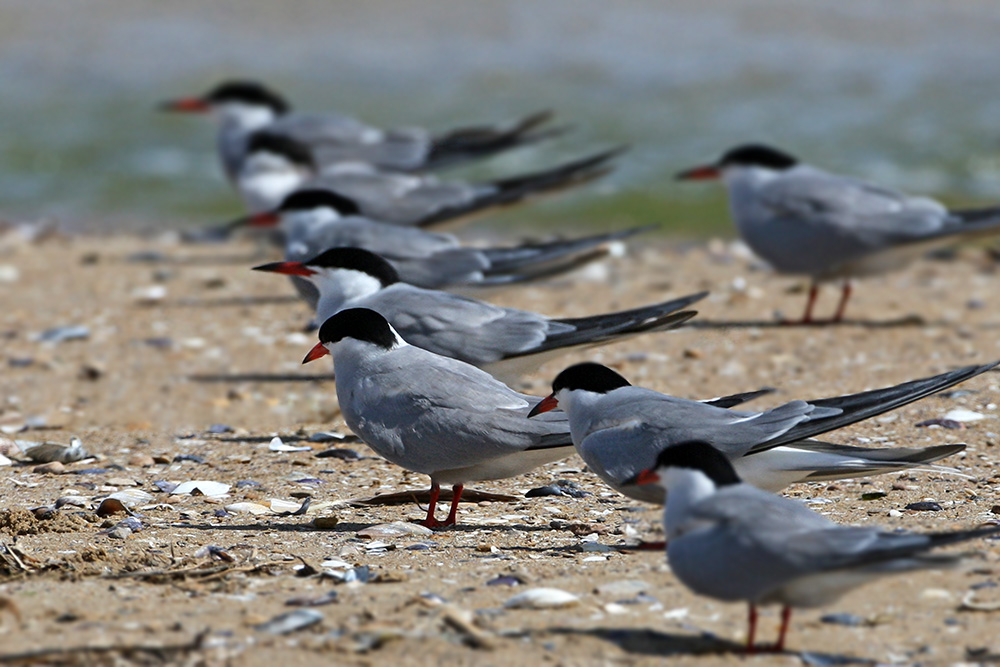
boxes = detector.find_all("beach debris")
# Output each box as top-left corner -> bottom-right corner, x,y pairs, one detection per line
276,497 -> 311,517
193,545 -> 236,561
905,501 -> 943,512
0,265 -> 19,284
33,462 -> 65,475
595,580 -> 650,598
131,285 -> 167,304
324,565 -> 372,584
55,496 -> 87,509
224,502 -> 271,515
944,409 -> 986,423
173,454 -> 205,464
315,448 -> 362,460
34,325 -> 90,343
820,613 -> 867,627
486,575 -> 525,587
107,488 -> 153,508
308,431 -> 357,443
268,436 -> 311,453
441,604 -> 495,649
961,590 -> 1000,612
95,498 -> 127,517
0,453 -> 11,467
254,609 -> 324,635
206,424 -> 233,434
153,480 -> 178,494
357,522 -> 433,539
286,591 -> 339,607
313,516 -> 340,529
23,437 -> 88,463
504,588 -> 579,610
915,419 -> 965,430
860,491 -> 888,501
525,480 -> 590,498
170,480 -> 231,497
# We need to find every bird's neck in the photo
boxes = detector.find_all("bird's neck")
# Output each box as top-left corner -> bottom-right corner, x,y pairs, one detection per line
313,270 -> 385,322
662,468 -> 719,539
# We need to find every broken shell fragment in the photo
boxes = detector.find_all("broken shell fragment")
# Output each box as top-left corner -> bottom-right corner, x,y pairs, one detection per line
504,588 -> 580,610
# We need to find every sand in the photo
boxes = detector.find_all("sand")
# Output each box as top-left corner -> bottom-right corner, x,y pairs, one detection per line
1,228 -> 999,665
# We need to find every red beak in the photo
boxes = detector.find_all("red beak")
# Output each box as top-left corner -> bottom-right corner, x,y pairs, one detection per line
245,212 -> 280,228
633,469 -> 660,486
302,342 -> 330,364
675,164 -> 721,181
160,97 -> 211,113
526,393 -> 559,418
252,261 -> 316,277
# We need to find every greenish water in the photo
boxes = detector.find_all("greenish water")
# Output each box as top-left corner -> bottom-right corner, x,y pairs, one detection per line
3,1 -> 1000,237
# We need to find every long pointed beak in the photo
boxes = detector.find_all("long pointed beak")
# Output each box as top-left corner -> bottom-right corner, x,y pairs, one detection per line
159,97 -> 211,113
302,342 -> 329,364
675,164 -> 721,181
625,468 -> 660,486
252,261 -> 316,277
228,212 -> 279,229
526,393 -> 559,418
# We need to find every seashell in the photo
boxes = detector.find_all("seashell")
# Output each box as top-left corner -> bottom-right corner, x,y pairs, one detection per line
34,325 -> 90,343
267,499 -> 302,513
254,609 -> 323,635
268,437 -> 311,452
170,480 -> 231,497
944,409 -> 986,423
357,522 -> 433,538
131,285 -> 167,303
224,502 -> 271,515
96,498 -> 127,517
0,453 -> 11,467
504,588 -> 580,610
107,488 -> 153,508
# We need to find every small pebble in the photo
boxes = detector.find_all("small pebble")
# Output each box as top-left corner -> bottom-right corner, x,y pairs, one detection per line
504,588 -> 579,610
33,461 -> 65,475
821,613 -> 866,627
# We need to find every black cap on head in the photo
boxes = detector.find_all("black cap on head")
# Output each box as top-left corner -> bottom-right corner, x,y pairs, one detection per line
552,362 -> 631,394
719,144 -> 798,170
278,189 -> 361,216
204,80 -> 289,114
317,308 -> 397,350
653,441 -> 741,486
246,132 -> 316,168
304,248 -> 399,286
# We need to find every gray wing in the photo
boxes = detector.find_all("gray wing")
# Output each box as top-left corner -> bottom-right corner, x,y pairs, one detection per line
759,166 -> 952,246
363,286 -> 557,366
343,346 -> 570,473
270,112 -> 376,145
296,218 -> 459,262
312,126 -> 432,172
575,390 -> 825,493
310,171 -> 484,226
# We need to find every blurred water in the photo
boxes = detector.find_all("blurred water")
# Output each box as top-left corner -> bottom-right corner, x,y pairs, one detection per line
2,0 -> 1000,234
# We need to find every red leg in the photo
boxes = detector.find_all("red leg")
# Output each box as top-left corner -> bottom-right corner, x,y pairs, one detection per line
832,281 -> 852,323
745,603 -> 758,654
783,283 -> 819,325
774,606 -> 792,652
802,283 -> 819,324
443,484 -> 464,526
418,482 -> 443,528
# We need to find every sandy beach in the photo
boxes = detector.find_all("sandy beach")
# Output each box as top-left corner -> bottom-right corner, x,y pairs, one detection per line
1,227 -> 999,665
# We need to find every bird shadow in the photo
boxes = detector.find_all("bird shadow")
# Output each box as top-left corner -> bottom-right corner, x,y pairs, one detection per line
154,295 -> 301,308
546,627 -> 875,663
187,372 -> 333,383
688,315 -> 932,330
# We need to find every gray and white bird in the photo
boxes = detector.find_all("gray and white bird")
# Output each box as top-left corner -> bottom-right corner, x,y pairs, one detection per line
235,132 -> 621,223
676,144 -> 1000,323
161,80 -> 561,181
528,361 -> 992,503
300,308 -> 579,527
259,249 -> 702,383
632,441 -> 1000,652
242,189 -> 651,307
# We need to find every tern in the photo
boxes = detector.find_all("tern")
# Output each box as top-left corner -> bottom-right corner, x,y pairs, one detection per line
677,144 -> 1000,323
631,441 -> 999,652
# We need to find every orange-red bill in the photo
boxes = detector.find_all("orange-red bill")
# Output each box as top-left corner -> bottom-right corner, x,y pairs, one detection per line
302,342 -> 329,364
526,393 -> 559,418
675,164 -> 721,181
252,261 -> 316,277
633,469 -> 660,486
160,97 -> 211,113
